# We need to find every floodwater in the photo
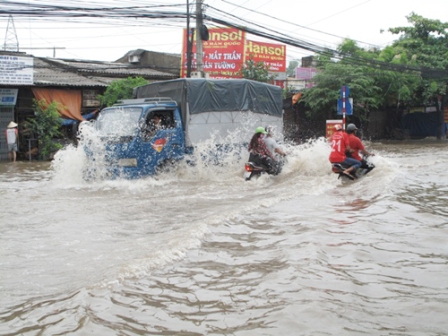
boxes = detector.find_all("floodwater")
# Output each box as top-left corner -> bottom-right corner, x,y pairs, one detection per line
1,138 -> 448,336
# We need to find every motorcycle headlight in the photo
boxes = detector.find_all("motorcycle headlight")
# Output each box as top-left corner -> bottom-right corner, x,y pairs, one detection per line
118,158 -> 137,167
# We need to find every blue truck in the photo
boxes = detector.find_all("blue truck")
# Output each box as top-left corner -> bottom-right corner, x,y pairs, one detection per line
85,78 -> 283,179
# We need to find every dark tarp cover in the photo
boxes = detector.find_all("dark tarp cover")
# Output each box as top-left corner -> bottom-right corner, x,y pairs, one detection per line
401,111 -> 447,137
133,78 -> 282,123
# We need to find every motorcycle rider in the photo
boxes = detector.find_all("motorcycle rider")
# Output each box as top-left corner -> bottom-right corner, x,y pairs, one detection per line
329,124 -> 361,179
264,125 -> 286,174
248,126 -> 278,174
264,126 -> 287,158
345,123 -> 375,172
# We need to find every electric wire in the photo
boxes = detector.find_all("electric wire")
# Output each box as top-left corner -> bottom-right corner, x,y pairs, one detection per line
1,1 -> 447,78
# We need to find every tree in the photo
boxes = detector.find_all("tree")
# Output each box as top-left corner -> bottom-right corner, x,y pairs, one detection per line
388,13 -> 448,103
240,56 -> 274,83
24,99 -> 63,160
98,76 -> 149,106
301,61 -> 382,122
301,13 -> 448,124
286,60 -> 299,77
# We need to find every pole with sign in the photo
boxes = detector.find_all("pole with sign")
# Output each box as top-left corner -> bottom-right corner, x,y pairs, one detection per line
337,86 -> 353,130
341,86 -> 349,130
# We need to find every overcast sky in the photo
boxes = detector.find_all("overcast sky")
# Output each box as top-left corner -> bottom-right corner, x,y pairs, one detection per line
1,0 -> 447,64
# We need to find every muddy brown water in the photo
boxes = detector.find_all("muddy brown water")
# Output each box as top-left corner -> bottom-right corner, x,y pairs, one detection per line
1,139 -> 447,335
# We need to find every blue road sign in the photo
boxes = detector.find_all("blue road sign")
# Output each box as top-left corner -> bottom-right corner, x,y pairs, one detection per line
340,85 -> 350,97
337,98 -> 353,115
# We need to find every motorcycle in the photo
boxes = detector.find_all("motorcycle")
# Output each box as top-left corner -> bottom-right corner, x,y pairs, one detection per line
244,154 -> 284,181
332,159 -> 375,181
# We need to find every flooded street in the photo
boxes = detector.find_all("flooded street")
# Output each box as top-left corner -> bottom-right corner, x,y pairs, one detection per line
1,140 -> 448,335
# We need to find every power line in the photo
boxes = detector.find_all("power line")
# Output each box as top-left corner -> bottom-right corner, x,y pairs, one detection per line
217,0 -> 379,48
1,1 -> 447,78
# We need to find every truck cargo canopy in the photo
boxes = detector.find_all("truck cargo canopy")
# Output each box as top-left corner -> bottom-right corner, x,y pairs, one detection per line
133,78 -> 282,118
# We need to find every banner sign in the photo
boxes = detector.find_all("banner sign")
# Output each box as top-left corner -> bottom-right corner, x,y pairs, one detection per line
0,88 -> 18,106
181,28 -> 286,78
326,119 -> 343,139
0,55 -> 33,85
245,40 -> 286,72
295,67 -> 317,80
181,27 -> 245,78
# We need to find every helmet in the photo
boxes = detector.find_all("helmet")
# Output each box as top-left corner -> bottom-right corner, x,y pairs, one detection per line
333,124 -> 343,131
347,123 -> 358,132
265,126 -> 273,134
255,126 -> 267,134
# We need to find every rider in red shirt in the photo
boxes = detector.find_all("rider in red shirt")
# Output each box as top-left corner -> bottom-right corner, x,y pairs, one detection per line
346,123 -> 374,168
329,124 -> 361,179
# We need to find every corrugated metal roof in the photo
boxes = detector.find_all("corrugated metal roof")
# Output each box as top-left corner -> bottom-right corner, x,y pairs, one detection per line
0,52 -> 179,87
37,57 -> 177,87
33,58 -> 112,87
44,58 -> 176,77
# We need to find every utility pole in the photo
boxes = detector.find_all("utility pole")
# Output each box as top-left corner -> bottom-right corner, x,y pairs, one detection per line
437,94 -> 446,139
195,0 -> 203,74
186,0 -> 193,78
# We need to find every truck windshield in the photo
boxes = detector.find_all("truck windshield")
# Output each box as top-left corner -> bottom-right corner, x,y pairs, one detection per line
95,107 -> 143,136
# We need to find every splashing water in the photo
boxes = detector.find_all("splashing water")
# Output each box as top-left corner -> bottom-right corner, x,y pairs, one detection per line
51,119 -> 398,200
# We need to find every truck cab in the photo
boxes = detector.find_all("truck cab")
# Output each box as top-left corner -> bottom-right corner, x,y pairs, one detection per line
92,98 -> 185,179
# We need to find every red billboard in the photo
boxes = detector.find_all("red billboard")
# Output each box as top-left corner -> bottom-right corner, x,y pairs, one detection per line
244,40 -> 286,72
326,120 -> 344,139
181,27 -> 245,78
181,28 -> 287,78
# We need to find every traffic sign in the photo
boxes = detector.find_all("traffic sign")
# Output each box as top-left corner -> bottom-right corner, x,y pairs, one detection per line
340,85 -> 350,98
337,98 -> 353,115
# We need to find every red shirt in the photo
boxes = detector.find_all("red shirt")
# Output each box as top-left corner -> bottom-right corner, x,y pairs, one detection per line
347,133 -> 364,161
329,131 -> 349,163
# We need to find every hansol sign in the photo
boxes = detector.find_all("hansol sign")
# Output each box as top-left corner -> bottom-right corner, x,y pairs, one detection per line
181,28 -> 286,78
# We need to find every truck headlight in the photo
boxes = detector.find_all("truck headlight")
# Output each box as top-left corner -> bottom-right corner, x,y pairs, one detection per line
118,158 -> 137,167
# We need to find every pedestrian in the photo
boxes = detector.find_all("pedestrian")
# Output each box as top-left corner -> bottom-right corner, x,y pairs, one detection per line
5,121 -> 18,162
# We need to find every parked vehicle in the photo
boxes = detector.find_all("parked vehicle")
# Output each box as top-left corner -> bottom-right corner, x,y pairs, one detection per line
85,78 -> 283,179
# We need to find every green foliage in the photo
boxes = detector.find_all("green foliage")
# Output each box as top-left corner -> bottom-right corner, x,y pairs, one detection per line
240,56 -> 274,83
98,77 -> 149,106
301,13 -> 448,122
388,12 -> 448,98
337,39 -> 360,55
25,99 -> 63,159
301,62 -> 381,121
286,60 -> 299,77
389,12 -> 448,42
282,86 -> 297,99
